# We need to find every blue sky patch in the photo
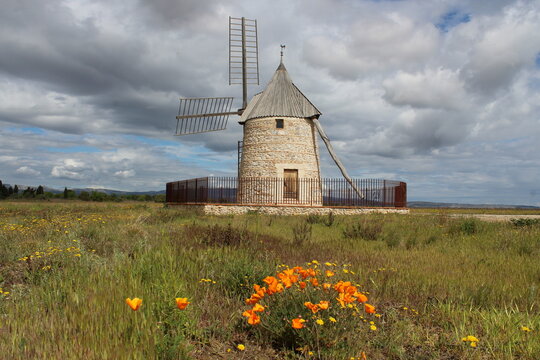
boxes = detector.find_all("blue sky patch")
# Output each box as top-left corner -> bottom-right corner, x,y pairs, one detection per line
127,135 -> 178,147
41,145 -> 102,153
436,10 -> 471,32
6,126 -> 46,135
536,52 -> 540,67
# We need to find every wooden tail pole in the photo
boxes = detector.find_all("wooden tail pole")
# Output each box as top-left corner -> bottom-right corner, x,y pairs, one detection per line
312,118 -> 365,199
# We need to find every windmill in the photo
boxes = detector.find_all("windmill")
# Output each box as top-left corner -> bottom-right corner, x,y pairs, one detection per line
175,17 -> 364,201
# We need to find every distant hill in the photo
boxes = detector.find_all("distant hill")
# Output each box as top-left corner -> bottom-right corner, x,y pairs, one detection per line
408,201 -> 540,209
4,184 -> 165,196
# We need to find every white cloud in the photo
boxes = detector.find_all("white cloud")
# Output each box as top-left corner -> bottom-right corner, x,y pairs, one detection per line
15,166 -> 41,176
382,68 -> 467,110
303,13 -> 440,78
114,169 -> 136,178
51,158 -> 87,180
458,1 -> 540,94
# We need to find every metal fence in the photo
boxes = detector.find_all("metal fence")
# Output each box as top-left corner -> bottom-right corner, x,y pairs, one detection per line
166,177 -> 406,208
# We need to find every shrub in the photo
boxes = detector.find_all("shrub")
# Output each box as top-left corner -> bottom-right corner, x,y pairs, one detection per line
184,224 -> 252,247
343,220 -> 382,241
325,212 -> 335,227
448,218 -> 479,235
510,218 -> 540,227
460,219 -> 478,235
306,214 -> 324,224
292,221 -> 312,246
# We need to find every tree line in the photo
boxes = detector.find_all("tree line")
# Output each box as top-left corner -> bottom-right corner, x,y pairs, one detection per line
0,180 -> 165,202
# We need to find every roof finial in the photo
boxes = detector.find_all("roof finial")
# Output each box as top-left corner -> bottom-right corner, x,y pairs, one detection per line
280,44 -> 286,63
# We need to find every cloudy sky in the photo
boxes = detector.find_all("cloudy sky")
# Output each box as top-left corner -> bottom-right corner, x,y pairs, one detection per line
1,0 -> 540,205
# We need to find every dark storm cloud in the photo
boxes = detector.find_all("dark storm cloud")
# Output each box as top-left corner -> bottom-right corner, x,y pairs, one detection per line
139,0 -> 231,29
0,0 -> 223,136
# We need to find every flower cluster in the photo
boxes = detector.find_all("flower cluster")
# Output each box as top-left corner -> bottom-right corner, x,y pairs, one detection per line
240,262 -> 381,357
521,326 -> 533,332
18,245 -> 90,263
243,264 -> 376,329
1,214 -> 110,236
462,335 -> 479,347
125,297 -> 190,311
198,278 -> 217,284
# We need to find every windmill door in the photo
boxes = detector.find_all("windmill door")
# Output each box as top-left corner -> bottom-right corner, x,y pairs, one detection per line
284,169 -> 299,200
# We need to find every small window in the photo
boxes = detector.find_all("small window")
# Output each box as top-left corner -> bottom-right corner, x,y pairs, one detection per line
276,119 -> 284,129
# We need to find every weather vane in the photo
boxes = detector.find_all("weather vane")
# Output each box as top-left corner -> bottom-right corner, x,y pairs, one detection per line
280,44 -> 286,61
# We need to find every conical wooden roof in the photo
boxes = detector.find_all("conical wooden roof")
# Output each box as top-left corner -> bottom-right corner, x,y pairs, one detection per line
239,62 -> 321,123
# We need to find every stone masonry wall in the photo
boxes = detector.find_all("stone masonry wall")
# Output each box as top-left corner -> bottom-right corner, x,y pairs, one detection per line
240,116 -> 320,178
169,204 -> 409,216
239,116 -> 322,205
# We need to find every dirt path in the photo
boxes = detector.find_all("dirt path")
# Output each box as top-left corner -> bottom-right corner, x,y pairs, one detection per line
448,214 -> 540,222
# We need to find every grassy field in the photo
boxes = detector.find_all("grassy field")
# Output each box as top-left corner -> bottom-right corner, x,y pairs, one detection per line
0,201 -> 539,359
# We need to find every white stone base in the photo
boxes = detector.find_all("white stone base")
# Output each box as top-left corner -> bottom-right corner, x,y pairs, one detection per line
167,203 -> 409,216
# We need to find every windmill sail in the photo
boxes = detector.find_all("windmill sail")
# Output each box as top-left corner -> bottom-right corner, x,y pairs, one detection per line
174,17 -> 259,135
175,97 -> 236,135
229,17 -> 259,109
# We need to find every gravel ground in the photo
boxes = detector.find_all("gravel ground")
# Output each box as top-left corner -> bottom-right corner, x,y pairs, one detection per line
447,214 -> 540,222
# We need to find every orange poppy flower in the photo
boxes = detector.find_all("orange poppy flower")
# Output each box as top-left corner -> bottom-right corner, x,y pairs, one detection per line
304,302 -> 320,313
245,294 -> 262,305
175,298 -> 190,310
355,292 -> 368,303
253,284 -> 267,294
299,281 -> 307,289
310,277 -> 319,287
336,293 -> 356,307
323,283 -> 332,290
248,314 -> 260,325
364,303 -> 376,314
318,300 -> 330,310
252,303 -> 265,312
281,276 -> 293,288
292,318 -> 306,329
334,281 -> 352,293
278,272 -> 298,286
263,276 -> 278,286
246,285 -> 267,304
242,309 -> 261,325
325,270 -> 335,277
282,268 -> 295,277
264,276 -> 284,295
126,297 -> 142,311
268,281 -> 284,295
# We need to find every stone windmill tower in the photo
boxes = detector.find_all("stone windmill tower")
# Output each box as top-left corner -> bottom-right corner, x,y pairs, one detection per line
174,18 -> 364,205
237,58 -> 323,204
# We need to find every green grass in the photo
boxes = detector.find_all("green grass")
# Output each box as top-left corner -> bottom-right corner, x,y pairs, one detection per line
0,202 -> 539,359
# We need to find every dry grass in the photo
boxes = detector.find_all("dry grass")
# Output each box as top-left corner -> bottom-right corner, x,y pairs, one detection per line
0,201 -> 539,359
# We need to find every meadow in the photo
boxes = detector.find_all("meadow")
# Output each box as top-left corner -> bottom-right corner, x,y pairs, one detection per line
0,201 -> 538,359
